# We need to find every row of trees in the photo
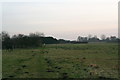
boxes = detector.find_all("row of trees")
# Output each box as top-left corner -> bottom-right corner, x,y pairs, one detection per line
1,31 -> 58,49
0,31 -> 119,49
77,34 -> 119,42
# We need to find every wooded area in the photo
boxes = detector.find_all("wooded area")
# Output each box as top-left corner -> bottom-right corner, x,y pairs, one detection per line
0,31 -> 119,50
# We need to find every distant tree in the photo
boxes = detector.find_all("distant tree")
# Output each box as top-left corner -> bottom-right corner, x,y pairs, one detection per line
87,34 -> 92,40
58,39 -> 66,44
77,36 -> 88,42
77,36 -> 81,42
9,32 -> 44,49
109,36 -> 118,42
105,37 -> 110,42
82,37 -> 87,42
29,32 -> 44,47
2,31 -> 10,42
42,37 -> 58,44
29,32 -> 44,37
101,34 -> 106,40
58,39 -> 70,44
15,34 -> 25,48
88,35 -> 99,42
2,31 -> 13,50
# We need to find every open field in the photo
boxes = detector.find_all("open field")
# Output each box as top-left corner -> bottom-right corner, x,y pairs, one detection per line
2,43 -> 119,78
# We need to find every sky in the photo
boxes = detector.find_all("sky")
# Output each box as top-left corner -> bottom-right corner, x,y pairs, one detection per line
0,0 -> 119,40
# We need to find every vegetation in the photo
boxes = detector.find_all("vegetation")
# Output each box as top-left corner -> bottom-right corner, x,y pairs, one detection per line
2,43 -> 119,79
1,31 -> 119,79
1,31 -> 119,50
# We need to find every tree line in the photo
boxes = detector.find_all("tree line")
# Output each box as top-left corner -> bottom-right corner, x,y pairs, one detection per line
0,31 -> 119,50
77,34 -> 119,43
1,31 -> 58,49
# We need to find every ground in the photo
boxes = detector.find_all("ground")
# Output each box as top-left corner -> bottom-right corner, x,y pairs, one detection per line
2,43 -> 119,78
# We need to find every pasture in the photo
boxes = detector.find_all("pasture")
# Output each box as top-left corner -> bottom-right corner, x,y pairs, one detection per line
2,43 -> 119,78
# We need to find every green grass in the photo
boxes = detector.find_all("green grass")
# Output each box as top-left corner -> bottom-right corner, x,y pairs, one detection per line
2,43 -> 119,78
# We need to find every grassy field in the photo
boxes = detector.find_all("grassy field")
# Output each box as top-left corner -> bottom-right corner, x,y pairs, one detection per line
2,43 -> 119,78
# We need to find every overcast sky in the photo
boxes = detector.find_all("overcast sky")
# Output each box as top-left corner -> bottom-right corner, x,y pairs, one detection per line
1,0 -> 119,40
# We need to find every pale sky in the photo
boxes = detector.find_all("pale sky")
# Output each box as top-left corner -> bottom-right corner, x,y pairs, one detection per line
0,0 -> 119,40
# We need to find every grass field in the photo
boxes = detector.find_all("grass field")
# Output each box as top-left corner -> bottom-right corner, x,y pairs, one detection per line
2,43 -> 119,78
